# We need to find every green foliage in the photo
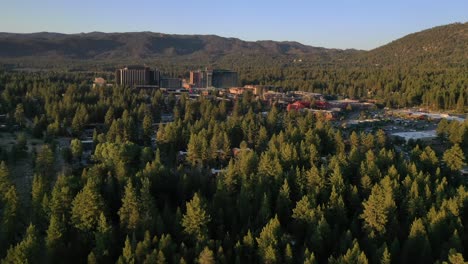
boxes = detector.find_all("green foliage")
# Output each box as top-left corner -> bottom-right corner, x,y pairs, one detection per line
443,144 -> 465,171
256,215 -> 281,263
118,181 -> 141,232
0,67 -> 467,263
2,224 -> 39,264
360,179 -> 396,238
198,246 -> 215,264
71,179 -> 105,232
70,138 -> 83,160
182,193 -> 210,243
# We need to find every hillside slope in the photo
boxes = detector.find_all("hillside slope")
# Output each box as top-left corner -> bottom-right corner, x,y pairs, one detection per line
0,31 -> 356,62
0,23 -> 466,68
359,22 -> 468,66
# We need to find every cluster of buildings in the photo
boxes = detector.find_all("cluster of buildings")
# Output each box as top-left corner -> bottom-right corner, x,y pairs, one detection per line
92,65 -> 381,121
114,66 -> 181,89
107,66 -> 238,90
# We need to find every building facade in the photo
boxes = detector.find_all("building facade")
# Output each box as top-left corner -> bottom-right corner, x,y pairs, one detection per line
212,70 -> 237,88
189,69 -> 236,88
189,70 -> 203,88
115,66 -> 160,87
160,78 -> 182,88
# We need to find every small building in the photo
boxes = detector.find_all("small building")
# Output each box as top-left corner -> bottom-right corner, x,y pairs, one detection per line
211,168 -> 224,175
93,77 -> 113,88
263,91 -> 284,101
287,101 -> 311,111
307,109 -> 337,120
177,151 -> 188,163
391,130 -> 437,143
314,101 -> 331,109
160,114 -> 174,123
460,167 -> 468,177
229,87 -> 245,95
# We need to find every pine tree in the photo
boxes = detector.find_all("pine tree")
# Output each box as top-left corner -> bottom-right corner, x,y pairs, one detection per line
455,93 -> 465,113
0,162 -> 11,195
447,249 -> 465,264
45,214 -> 66,260
198,246 -> 215,264
182,192 -> 210,243
35,145 -> 55,179
380,245 -> 391,264
118,236 -> 135,264
14,103 -> 25,127
303,249 -> 317,264
119,181 -> 141,232
2,224 -> 39,264
49,173 -> 73,220
139,177 -> 157,232
71,179 -> 105,232
70,138 -> 83,160
104,107 -> 115,128
276,179 -> 291,224
341,239 -> 369,264
402,218 -> 432,264
31,174 -> 47,228
155,250 -> 166,264
0,185 -> 19,249
284,243 -> 293,264
94,213 -> 112,259
72,105 -> 89,135
87,251 -> 97,264
361,182 -> 395,238
443,144 -> 465,171
142,113 -> 154,141
256,215 -> 281,263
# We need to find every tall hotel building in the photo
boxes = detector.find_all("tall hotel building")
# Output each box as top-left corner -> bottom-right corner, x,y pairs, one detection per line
190,70 -> 202,87
212,70 -> 237,88
189,69 -> 236,88
115,66 -> 160,87
190,69 -> 213,88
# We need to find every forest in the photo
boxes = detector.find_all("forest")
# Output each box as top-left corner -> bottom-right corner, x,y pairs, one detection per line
0,70 -> 467,264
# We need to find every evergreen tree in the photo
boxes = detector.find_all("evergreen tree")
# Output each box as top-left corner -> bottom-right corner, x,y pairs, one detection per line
70,138 -> 83,160
71,179 -> 105,232
360,181 -> 396,238
401,218 -> 432,264
198,246 -> 215,264
256,215 -> 281,263
2,224 -> 39,264
182,192 -> 210,243
94,212 -> 112,260
443,144 -> 465,171
117,236 -> 135,264
45,214 -> 66,261
118,181 -> 141,232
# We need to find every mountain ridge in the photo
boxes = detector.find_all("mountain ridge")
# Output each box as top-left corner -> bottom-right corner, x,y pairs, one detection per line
0,22 -> 466,67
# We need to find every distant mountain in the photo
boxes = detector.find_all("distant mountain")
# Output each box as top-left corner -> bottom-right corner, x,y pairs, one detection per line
0,22 -> 466,67
0,31 -> 357,62
358,22 -> 468,66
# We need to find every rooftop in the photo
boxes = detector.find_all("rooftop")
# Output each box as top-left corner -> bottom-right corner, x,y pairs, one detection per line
391,130 -> 437,142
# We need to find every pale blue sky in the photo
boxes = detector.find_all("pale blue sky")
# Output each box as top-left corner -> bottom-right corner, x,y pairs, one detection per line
1,0 -> 466,50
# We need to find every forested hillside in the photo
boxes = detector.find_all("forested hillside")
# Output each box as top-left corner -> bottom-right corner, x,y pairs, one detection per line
358,22 -> 468,67
0,71 -> 467,263
0,23 -> 466,66
0,31 -> 354,61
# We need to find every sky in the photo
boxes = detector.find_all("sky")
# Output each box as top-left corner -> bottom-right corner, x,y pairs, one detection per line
1,0 -> 467,50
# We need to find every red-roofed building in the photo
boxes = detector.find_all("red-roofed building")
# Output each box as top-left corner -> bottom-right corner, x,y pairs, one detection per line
287,101 -> 311,111
314,101 -> 330,109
